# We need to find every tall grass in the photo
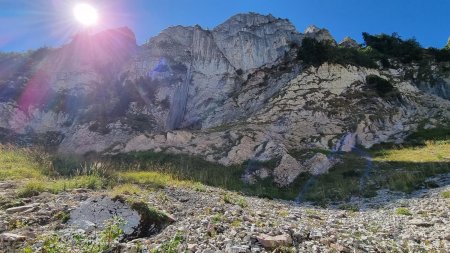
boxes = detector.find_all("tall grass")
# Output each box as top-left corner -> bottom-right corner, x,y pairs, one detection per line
18,176 -> 108,197
0,145 -> 48,180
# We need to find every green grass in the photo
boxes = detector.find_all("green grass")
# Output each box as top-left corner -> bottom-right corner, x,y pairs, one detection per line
110,183 -> 145,196
299,153 -> 373,203
222,193 -> 248,208
339,203 -> 360,212
1,125 -> 450,205
117,170 -> 198,189
18,175 -> 107,197
151,232 -> 184,253
395,207 -> 412,216
23,216 -> 126,253
371,140 -> 450,193
0,145 -> 47,180
442,191 -> 450,198
109,151 -> 308,200
372,141 -> 450,163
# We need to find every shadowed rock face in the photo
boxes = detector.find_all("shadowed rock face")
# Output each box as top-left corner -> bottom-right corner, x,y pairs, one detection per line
0,13 -> 449,169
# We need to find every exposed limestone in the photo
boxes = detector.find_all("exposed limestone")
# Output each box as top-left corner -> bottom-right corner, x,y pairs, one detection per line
68,195 -> 169,240
334,133 -> 356,152
0,233 -> 26,242
213,13 -> 302,71
273,154 -> 304,187
68,195 -> 142,237
256,234 -> 293,249
6,204 -> 39,214
339,36 -> 360,48
304,25 -> 336,44
304,153 -> 333,176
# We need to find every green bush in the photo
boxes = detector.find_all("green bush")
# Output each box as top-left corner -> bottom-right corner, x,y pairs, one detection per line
362,32 -> 424,64
298,33 -> 449,69
297,38 -> 377,68
297,38 -> 333,66
365,75 -> 401,100
395,207 -> 412,216
427,47 -> 450,62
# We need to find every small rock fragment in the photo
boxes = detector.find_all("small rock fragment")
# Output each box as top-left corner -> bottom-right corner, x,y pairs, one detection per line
256,234 -> 292,248
6,204 -> 38,214
0,233 -> 27,242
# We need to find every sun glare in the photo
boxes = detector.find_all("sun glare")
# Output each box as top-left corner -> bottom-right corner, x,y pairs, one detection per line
73,3 -> 99,26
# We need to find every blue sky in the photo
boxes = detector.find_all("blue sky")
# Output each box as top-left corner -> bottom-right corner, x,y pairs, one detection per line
1,0 -> 449,52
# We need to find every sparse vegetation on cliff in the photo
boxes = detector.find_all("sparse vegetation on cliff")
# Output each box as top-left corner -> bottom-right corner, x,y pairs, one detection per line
296,32 -> 450,70
297,37 -> 378,68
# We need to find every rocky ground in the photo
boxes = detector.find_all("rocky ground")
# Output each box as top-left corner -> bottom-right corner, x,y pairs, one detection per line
1,174 -> 450,253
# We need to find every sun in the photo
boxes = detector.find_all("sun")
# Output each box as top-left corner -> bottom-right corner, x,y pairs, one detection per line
73,3 -> 99,26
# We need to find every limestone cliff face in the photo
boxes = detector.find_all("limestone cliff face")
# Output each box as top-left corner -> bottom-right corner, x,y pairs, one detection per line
213,13 -> 302,71
0,13 -> 449,172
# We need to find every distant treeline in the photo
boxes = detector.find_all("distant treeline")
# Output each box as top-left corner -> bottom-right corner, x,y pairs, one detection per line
296,32 -> 450,69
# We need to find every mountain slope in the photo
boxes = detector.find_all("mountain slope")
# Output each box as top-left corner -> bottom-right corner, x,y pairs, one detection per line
0,13 -> 449,187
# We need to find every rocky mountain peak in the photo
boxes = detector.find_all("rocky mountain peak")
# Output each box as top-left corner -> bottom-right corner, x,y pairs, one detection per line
213,12 -> 295,34
304,25 -> 336,44
304,25 -> 320,34
339,36 -> 360,48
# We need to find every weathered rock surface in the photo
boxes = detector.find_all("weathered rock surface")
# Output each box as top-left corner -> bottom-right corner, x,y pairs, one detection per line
5,204 -> 38,214
304,153 -> 333,176
304,25 -> 336,44
68,195 -> 168,239
339,36 -> 360,48
273,154 -> 304,187
0,233 -> 27,242
69,195 -> 140,236
256,234 -> 293,248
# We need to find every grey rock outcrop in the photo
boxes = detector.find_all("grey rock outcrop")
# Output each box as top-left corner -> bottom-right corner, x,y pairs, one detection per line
213,13 -> 302,71
339,36 -> 360,48
68,195 -> 169,239
273,154 -> 305,187
69,196 -> 141,237
304,25 -> 336,44
304,153 -> 333,176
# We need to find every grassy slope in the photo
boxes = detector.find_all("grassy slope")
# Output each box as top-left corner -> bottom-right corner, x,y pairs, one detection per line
0,127 -> 449,204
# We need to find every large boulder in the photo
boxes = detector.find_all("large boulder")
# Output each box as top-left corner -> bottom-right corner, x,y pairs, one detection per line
256,233 -> 293,249
304,153 -> 333,175
68,195 -> 171,240
273,154 -> 305,187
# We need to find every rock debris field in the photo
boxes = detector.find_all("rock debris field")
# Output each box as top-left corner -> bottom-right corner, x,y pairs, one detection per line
1,174 -> 450,253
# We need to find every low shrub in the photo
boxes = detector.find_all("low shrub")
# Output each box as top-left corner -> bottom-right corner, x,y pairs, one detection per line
442,191 -> 450,198
362,32 -> 424,64
151,232 -> 184,253
365,75 -> 401,100
17,175 -> 107,197
395,207 -> 412,216
297,38 -> 377,68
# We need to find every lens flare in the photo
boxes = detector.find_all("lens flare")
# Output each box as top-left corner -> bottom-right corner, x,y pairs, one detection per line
73,3 -> 99,26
